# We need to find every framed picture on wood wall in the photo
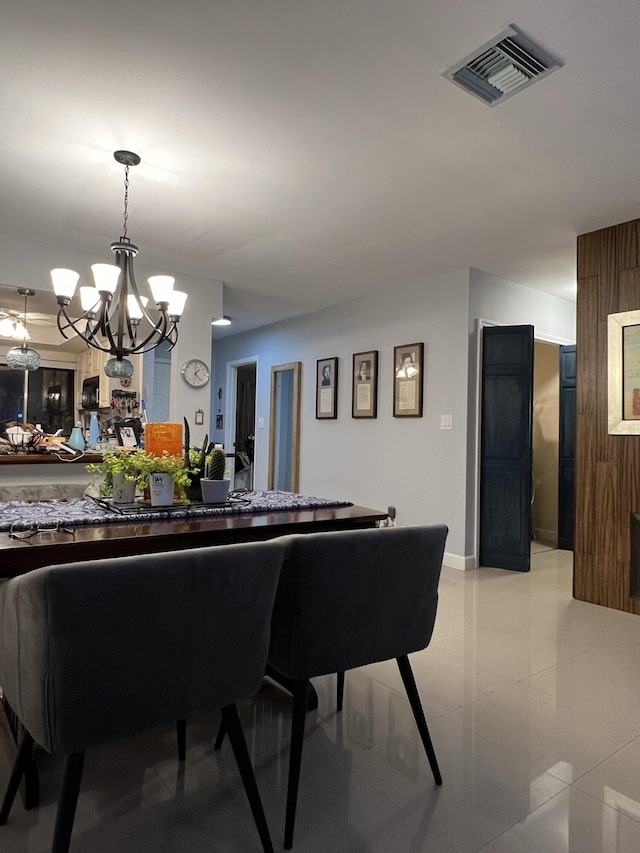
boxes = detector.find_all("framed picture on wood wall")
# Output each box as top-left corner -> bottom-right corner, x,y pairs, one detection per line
393,342 -> 424,417
608,309 -> 640,434
316,356 -> 338,419
352,350 -> 378,418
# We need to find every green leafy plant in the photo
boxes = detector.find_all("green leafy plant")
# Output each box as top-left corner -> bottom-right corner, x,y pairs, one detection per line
87,449 -> 191,503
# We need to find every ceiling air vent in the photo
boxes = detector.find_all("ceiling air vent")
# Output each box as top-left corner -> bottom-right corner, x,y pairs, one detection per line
442,25 -> 562,106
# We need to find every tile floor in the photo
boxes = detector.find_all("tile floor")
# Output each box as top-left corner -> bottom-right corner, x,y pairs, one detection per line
1,547 -> 640,852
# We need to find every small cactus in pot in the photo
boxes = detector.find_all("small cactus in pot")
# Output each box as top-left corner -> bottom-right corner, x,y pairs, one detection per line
201,444 -> 230,503
207,445 -> 227,480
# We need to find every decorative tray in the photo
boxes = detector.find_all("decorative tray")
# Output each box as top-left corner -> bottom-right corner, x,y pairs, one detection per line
90,495 -> 252,515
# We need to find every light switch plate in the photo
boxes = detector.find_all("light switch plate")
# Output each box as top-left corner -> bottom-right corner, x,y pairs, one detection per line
440,414 -> 453,430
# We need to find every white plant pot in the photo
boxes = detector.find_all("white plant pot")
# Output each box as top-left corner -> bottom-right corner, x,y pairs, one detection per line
149,472 -> 175,506
112,473 -> 136,505
200,478 -> 231,504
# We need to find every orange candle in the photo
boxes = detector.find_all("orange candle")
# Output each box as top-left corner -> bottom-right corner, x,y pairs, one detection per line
144,422 -> 183,459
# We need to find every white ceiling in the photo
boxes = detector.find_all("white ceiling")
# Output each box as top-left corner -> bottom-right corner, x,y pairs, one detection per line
1,0 -> 639,337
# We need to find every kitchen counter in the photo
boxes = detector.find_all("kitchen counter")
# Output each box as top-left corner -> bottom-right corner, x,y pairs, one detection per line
0,452 -> 103,464
0,451 -> 102,501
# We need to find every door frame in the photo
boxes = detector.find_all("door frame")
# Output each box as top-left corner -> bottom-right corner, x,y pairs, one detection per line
224,355 -> 259,485
472,318 -> 575,568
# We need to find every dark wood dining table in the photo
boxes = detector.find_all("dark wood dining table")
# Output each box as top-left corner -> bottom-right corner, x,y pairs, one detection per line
0,500 -> 387,808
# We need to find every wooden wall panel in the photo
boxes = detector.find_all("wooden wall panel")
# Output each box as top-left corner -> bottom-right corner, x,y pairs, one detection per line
577,231 -> 601,278
617,220 -> 640,270
574,413 -> 595,555
575,217 -> 640,615
598,226 -> 618,319
576,276 -> 598,415
619,269 -> 640,310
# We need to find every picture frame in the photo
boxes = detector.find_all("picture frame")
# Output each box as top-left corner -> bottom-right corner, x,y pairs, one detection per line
316,356 -> 338,419
114,418 -> 143,447
393,342 -> 424,417
607,309 -> 640,434
352,350 -> 378,418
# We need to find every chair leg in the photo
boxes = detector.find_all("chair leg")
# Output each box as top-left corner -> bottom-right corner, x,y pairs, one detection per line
0,730 -> 35,824
176,719 -> 186,761
52,751 -> 85,853
214,716 -> 226,751
284,679 -> 309,850
396,655 -> 442,785
336,671 -> 345,712
221,704 -> 274,853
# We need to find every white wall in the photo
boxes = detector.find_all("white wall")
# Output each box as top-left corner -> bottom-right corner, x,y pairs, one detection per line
469,269 -> 576,343
212,270 -> 471,567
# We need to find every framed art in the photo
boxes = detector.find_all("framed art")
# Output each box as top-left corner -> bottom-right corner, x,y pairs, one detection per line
352,350 -> 378,418
608,309 -> 640,434
316,356 -> 338,419
393,342 -> 424,417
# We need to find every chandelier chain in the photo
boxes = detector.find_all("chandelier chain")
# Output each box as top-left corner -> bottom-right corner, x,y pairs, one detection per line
122,164 -> 130,239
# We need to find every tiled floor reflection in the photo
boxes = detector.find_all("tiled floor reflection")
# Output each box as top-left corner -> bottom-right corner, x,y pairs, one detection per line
1,547 -> 640,851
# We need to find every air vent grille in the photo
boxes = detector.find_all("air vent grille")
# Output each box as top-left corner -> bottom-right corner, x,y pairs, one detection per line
443,25 -> 562,106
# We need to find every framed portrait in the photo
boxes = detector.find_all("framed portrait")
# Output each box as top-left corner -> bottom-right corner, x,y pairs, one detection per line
608,309 -> 640,434
316,356 -> 338,419
114,418 -> 143,447
393,343 -> 424,418
352,350 -> 378,418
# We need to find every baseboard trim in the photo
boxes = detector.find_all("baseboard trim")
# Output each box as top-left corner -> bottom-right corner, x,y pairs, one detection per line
443,552 -> 476,571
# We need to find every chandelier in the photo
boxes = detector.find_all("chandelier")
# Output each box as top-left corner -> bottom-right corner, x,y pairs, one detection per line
5,288 -> 41,371
51,150 -> 187,378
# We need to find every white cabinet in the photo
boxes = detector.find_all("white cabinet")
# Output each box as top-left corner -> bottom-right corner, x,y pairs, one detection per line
76,349 -> 110,408
76,350 -> 143,412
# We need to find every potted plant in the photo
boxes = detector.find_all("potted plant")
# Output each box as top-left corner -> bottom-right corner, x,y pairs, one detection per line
200,445 -> 231,504
183,417 -> 214,502
86,449 -> 143,504
87,449 -> 191,505
134,451 -> 191,505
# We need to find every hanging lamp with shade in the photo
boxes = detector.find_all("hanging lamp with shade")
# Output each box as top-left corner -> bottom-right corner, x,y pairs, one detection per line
51,150 -> 188,378
5,288 -> 41,371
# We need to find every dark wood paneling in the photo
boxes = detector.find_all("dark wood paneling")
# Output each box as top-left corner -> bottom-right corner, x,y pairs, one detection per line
577,231 -> 602,279
575,414 -> 596,555
617,221 -> 640,270
598,227 -> 619,320
575,217 -> 640,614
576,276 -> 598,416
619,269 -> 640,310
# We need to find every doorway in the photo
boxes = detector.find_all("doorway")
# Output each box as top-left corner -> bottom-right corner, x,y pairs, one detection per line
532,341 -> 560,552
224,358 -> 257,490
477,323 -> 575,571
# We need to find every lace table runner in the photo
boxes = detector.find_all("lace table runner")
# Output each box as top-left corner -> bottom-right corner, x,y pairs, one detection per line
0,490 -> 352,532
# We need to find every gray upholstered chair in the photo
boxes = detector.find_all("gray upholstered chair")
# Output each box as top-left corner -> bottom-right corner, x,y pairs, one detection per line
267,524 -> 448,848
0,540 -> 284,853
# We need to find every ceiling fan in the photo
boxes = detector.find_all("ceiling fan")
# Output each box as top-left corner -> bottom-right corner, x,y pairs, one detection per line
0,289 -> 54,339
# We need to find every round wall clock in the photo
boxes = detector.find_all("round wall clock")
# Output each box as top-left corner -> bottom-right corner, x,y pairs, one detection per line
180,358 -> 210,388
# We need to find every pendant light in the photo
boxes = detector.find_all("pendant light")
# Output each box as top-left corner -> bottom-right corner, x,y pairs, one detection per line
6,288 -> 41,371
51,150 -> 187,378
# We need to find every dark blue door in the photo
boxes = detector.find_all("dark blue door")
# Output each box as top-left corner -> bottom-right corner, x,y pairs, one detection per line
557,345 -> 576,551
480,325 -> 534,572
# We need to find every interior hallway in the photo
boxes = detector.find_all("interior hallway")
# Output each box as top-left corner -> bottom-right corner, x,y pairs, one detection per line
1,548 -> 639,852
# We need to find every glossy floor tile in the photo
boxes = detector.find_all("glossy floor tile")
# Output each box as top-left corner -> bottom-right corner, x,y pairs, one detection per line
1,548 -> 640,852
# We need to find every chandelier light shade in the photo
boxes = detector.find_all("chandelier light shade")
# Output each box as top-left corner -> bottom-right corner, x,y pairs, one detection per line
51,150 -> 188,377
211,315 -> 232,326
6,289 -> 41,371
